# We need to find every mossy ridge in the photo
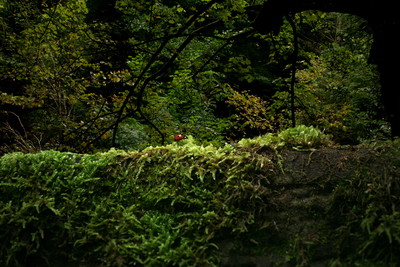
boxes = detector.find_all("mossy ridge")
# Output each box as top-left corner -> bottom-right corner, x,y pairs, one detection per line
238,125 -> 332,150
2,130 -> 400,266
0,137 -> 279,266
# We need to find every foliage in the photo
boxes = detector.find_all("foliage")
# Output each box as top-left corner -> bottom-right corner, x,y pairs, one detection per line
0,0 -> 107,152
294,52 -> 387,144
1,138 -> 400,266
0,138 -> 276,266
238,125 -> 332,150
328,140 -> 400,265
278,125 -> 332,148
225,86 -> 277,138
114,118 -> 150,151
291,12 -> 388,143
1,1 -> 398,266
0,2 -> 390,153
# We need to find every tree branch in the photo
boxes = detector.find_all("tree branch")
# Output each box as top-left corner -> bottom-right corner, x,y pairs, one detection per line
111,0 -> 222,146
286,14 -> 298,128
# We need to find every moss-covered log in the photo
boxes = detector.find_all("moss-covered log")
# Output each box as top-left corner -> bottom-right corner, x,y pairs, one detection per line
1,132 -> 400,266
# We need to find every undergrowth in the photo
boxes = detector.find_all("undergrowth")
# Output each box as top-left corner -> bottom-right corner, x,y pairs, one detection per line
329,139 -> 400,266
1,127 -> 399,266
0,137 -> 277,266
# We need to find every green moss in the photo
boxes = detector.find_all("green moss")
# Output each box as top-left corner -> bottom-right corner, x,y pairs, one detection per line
238,125 -> 332,150
0,140 -> 277,266
1,137 -> 400,266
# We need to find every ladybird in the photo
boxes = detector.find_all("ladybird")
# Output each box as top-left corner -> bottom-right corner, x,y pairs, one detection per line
174,133 -> 187,142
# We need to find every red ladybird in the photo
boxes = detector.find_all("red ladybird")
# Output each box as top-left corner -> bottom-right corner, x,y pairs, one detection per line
174,133 -> 186,142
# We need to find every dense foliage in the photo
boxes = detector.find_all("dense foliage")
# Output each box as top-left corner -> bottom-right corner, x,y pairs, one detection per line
0,0 -> 390,154
1,1 -> 397,265
0,133 -> 275,266
1,128 -> 399,266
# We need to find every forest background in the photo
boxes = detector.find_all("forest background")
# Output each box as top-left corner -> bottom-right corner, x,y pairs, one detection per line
0,0 -> 390,154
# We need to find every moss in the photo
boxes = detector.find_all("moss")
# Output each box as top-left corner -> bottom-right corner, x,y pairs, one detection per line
0,139 -> 278,266
1,135 -> 400,266
238,125 -> 333,150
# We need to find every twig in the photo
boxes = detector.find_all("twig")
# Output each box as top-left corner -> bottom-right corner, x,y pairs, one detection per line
286,14 -> 298,128
111,0 -> 222,146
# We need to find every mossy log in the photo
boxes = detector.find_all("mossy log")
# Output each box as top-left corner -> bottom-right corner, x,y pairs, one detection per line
1,139 -> 399,266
